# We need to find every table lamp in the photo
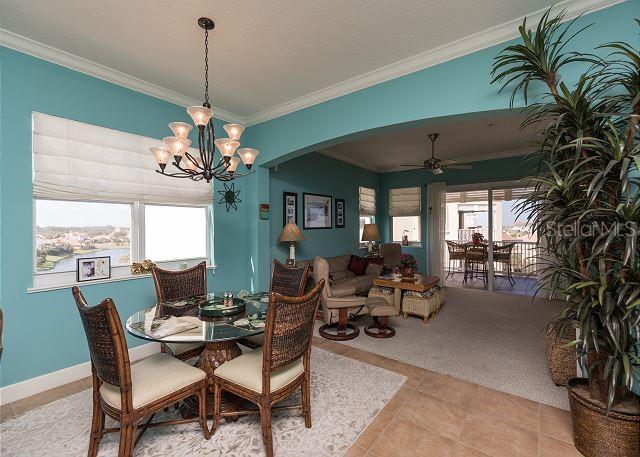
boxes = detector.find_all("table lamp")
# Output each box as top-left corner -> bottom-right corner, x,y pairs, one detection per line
278,223 -> 304,265
361,223 -> 381,255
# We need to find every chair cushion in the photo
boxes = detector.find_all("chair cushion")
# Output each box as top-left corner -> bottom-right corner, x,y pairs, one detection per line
165,342 -> 205,356
347,255 -> 369,276
366,297 -> 397,317
100,353 -> 205,410
331,281 -> 358,297
214,348 -> 304,394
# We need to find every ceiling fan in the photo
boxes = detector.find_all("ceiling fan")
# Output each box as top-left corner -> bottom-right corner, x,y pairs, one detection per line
402,133 -> 473,175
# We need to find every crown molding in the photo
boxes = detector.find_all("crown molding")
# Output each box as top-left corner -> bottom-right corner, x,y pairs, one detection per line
0,28 -> 245,124
0,0 -> 623,128
244,0 -> 624,126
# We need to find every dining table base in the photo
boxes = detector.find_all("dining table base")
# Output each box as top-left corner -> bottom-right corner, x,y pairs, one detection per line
180,340 -> 243,421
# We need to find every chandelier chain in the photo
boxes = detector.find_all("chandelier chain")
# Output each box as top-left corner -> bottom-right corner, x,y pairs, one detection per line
204,28 -> 209,105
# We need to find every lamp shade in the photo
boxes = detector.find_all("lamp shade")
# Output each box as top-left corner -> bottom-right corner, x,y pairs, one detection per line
278,223 -> 304,243
361,223 -> 381,242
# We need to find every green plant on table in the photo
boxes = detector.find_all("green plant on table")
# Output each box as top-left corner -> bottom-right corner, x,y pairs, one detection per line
491,11 -> 639,409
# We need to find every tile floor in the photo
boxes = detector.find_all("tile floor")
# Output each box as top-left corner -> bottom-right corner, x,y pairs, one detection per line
0,338 -> 580,457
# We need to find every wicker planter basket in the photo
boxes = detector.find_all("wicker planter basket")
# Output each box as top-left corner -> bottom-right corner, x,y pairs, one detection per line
568,378 -> 639,457
401,286 -> 445,323
545,323 -> 577,386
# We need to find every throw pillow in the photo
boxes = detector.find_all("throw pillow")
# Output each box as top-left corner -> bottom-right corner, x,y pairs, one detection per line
347,255 -> 369,276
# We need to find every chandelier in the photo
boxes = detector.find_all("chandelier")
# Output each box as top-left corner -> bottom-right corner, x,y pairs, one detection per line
150,17 -> 259,183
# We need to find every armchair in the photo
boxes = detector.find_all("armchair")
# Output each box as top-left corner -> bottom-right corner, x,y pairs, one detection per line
314,256 -> 366,340
379,243 -> 402,270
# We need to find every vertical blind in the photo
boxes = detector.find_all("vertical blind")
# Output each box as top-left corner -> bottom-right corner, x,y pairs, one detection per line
32,112 -> 213,205
359,186 -> 376,216
389,187 -> 421,217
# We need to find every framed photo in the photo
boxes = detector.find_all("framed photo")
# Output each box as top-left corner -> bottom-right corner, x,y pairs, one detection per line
283,192 -> 297,227
77,256 -> 111,282
335,198 -> 345,228
303,193 -> 332,229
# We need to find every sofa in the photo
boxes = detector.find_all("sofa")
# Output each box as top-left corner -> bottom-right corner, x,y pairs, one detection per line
298,254 -> 382,324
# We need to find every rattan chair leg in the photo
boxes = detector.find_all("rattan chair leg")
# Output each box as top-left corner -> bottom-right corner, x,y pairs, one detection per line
118,421 -> 136,457
88,403 -> 105,457
259,403 -> 274,457
212,382 -> 222,435
198,383 -> 211,439
302,376 -> 312,428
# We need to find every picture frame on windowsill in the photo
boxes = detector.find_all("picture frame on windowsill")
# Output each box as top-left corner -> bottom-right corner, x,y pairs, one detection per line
77,256 -> 111,282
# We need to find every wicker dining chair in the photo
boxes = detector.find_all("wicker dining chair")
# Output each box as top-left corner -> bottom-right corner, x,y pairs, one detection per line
445,241 -> 466,279
493,242 -> 516,285
240,260 -> 311,349
151,262 -> 207,361
211,280 -> 325,457
72,286 -> 210,457
464,243 -> 488,285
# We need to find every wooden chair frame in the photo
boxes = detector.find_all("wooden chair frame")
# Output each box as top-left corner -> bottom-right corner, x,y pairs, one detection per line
72,287 -> 211,457
151,261 -> 207,361
212,280 -> 325,457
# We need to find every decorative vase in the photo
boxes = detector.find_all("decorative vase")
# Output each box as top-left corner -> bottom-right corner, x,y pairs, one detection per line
567,378 -> 639,457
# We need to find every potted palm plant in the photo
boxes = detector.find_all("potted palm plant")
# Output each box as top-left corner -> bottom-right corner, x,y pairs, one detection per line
492,10 -> 639,457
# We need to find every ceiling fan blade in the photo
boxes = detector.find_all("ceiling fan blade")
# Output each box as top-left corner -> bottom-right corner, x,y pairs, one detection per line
438,159 -> 458,166
444,164 -> 473,170
431,167 -> 444,175
400,164 -> 424,167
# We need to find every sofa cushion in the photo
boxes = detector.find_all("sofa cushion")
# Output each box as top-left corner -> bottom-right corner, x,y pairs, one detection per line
331,270 -> 351,282
327,255 -> 350,273
365,263 -> 383,276
347,255 -> 369,276
331,281 -> 357,297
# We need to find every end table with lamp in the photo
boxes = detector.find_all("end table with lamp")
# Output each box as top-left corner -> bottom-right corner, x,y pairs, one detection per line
278,222 -> 304,265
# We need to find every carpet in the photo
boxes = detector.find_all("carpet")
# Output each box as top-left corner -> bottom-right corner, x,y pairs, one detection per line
0,347 -> 405,457
333,286 -> 571,409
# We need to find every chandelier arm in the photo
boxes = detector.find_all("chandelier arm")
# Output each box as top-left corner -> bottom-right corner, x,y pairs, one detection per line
197,126 -> 206,166
156,169 -> 200,179
184,151 -> 205,171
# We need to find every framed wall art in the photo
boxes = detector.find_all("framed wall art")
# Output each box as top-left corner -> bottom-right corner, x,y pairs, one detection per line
335,198 -> 345,228
303,193 -> 332,229
283,192 -> 298,227
77,256 -> 111,282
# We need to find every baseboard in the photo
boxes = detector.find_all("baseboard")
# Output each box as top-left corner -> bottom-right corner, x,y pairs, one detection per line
0,342 -> 160,405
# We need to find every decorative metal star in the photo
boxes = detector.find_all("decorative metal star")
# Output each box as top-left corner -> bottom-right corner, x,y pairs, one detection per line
217,182 -> 241,211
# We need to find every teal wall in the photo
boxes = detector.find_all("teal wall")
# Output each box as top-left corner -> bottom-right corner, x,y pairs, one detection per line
269,153 -> 378,263
377,155 -> 537,272
244,1 -> 639,290
0,47 -> 250,386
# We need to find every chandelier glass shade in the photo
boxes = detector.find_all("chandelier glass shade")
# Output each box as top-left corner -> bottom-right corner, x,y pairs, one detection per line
151,17 -> 259,183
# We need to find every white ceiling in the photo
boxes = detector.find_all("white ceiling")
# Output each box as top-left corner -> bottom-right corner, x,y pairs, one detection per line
320,110 -> 538,172
0,0 -> 617,123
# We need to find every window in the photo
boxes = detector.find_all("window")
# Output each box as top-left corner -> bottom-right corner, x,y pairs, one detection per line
145,205 -> 208,262
359,186 -> 376,247
392,216 -> 421,242
31,112 -> 213,288
35,200 -> 131,274
389,187 -> 421,244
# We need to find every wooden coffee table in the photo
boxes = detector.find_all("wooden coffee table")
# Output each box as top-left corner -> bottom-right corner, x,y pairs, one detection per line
373,274 -> 440,314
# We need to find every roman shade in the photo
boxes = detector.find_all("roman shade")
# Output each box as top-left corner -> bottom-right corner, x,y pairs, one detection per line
388,187 -> 421,217
32,112 -> 213,204
359,186 -> 376,217
446,188 -> 530,203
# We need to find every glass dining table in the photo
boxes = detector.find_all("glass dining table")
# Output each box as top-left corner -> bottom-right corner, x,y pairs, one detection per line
125,292 -> 269,418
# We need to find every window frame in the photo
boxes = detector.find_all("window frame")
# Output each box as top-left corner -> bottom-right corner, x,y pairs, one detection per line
31,198 -> 213,291
391,215 -> 422,245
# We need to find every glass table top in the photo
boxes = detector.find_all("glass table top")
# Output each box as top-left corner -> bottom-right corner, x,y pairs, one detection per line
125,292 -> 269,343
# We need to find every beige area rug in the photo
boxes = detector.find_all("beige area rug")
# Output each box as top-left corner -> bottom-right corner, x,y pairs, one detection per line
0,347 -> 405,457
329,287 -> 571,409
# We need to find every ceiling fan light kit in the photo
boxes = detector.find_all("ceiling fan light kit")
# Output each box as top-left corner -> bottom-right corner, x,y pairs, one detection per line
402,132 -> 473,175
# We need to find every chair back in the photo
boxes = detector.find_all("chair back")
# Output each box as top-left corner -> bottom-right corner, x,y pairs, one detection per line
151,261 -> 207,303
380,243 -> 402,268
270,259 -> 310,296
262,280 -> 325,374
71,287 -> 131,389
445,240 -> 465,255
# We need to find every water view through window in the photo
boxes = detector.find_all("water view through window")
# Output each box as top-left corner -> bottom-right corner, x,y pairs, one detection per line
35,200 -> 131,274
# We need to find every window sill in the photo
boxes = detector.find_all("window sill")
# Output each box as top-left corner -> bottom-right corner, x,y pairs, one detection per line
27,264 -> 217,294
